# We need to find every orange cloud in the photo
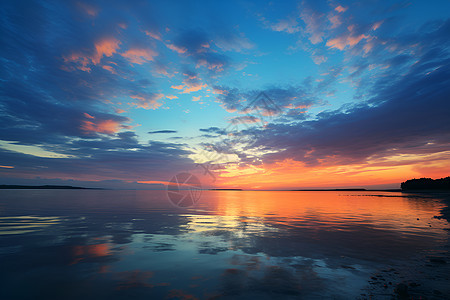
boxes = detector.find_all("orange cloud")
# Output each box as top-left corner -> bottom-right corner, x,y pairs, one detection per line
63,37 -> 120,71
121,48 -> 157,64
212,87 -> 228,95
81,119 -> 121,134
171,83 -> 207,94
137,180 -> 172,185
0,165 -> 14,169
182,83 -> 207,94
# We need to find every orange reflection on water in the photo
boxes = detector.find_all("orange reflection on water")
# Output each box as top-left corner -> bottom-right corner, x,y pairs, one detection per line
70,243 -> 111,265
191,191 -> 447,233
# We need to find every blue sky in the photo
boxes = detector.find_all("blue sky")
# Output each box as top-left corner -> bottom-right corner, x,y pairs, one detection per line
1,0 -> 450,189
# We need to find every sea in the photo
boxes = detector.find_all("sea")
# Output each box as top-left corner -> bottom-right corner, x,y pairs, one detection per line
0,190 -> 449,299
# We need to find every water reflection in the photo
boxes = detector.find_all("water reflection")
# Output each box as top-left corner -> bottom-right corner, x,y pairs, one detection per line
0,190 -> 448,299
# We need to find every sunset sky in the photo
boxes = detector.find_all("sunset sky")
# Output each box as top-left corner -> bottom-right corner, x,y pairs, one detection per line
1,0 -> 449,189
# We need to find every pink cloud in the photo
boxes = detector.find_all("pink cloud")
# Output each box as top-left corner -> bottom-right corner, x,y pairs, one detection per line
328,14 -> 342,29
145,30 -> 162,41
62,53 -> 91,72
171,82 -> 207,94
83,112 -> 95,119
102,65 -> 117,74
166,95 -> 178,100
372,21 -> 383,31
63,37 -> 121,71
121,48 -> 157,64
312,54 -> 327,65
301,10 -> 325,44
326,34 -> 369,50
166,44 -> 187,54
181,82 -> 207,94
196,59 -> 225,72
130,94 -> 164,110
115,109 -> 126,114
154,65 -> 174,77
118,23 -> 128,29
335,5 -> 347,13
77,2 -> 99,17
92,38 -> 121,64
270,18 -> 300,34
213,88 -> 228,95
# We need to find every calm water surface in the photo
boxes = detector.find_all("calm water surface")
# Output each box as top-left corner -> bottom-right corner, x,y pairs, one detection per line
0,190 -> 448,299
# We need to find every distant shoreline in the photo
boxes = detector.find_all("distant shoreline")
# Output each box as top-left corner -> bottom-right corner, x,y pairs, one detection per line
0,185 -> 103,190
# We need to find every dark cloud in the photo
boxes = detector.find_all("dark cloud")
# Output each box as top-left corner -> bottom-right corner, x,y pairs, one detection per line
240,20 -> 450,166
199,127 -> 227,135
169,29 -> 230,73
148,130 -> 177,134
0,137 -> 194,184
213,85 -> 321,118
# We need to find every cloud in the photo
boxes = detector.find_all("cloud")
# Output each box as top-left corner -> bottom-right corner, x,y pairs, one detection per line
148,130 -> 177,134
300,7 -> 326,44
0,137 -> 195,184
81,119 -> 122,135
326,34 -> 369,50
77,2 -> 99,17
167,30 -> 230,73
213,85 -> 319,117
229,116 -> 261,125
335,5 -> 347,13
121,48 -> 157,64
130,94 -> 164,109
145,30 -> 162,41
239,20 -> 450,167
64,37 -> 121,71
199,127 -> 227,135
270,18 -> 300,34
214,32 -> 254,52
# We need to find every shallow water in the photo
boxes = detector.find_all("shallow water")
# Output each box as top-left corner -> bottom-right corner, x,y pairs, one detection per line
0,190 -> 448,299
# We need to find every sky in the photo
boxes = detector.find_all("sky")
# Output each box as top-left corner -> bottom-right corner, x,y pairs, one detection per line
1,0 -> 450,190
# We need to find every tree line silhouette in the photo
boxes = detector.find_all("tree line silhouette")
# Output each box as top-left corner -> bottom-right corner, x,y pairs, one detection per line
401,177 -> 450,190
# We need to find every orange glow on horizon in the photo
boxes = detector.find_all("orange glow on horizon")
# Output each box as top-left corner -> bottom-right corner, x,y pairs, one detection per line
209,152 -> 450,190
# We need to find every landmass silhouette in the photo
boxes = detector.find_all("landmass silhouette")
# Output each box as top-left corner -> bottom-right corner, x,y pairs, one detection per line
401,176 -> 450,191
